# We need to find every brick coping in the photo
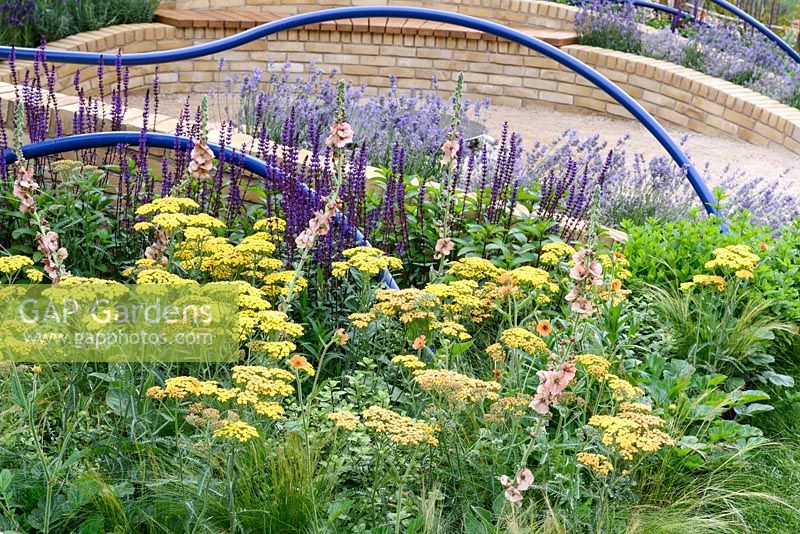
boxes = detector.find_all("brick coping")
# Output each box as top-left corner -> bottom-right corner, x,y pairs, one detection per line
153,6 -> 578,46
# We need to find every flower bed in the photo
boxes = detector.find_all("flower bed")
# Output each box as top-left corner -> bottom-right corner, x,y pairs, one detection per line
0,13 -> 800,531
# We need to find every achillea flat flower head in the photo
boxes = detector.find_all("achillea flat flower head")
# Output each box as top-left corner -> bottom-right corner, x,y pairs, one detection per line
576,452 -> 613,475
328,411 -> 359,431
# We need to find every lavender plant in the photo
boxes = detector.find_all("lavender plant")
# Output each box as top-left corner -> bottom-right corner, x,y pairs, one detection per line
522,129 -> 800,230
214,62 -> 490,173
575,0 -> 644,54
577,0 -> 800,109
0,0 -> 158,47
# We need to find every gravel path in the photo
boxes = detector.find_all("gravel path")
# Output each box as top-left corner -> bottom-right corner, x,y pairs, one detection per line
151,92 -> 800,196
485,104 -> 800,195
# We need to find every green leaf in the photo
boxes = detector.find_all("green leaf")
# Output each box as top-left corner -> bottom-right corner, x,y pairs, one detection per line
735,403 -> 774,417
761,371 -> 795,387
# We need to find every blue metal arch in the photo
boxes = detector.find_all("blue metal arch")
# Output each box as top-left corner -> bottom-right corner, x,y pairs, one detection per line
0,6 -> 721,218
1,131 -> 400,289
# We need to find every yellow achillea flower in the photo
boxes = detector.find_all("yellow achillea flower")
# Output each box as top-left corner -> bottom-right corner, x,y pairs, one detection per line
577,452 -> 613,475
213,420 -> 259,443
151,212 -> 191,231
328,411 -> 360,431
183,226 -> 212,241
332,247 -> 403,278
507,266 -> 558,291
372,288 -> 438,324
605,374 -> 644,401
133,222 -> 154,232
262,271 -> 306,298
680,274 -> 726,291
413,369 -> 501,403
0,255 -> 34,274
735,269 -> 753,279
25,269 -> 43,283
362,406 -> 438,446
619,402 -> 652,413
575,354 -> 611,379
539,242 -> 577,265
238,309 -> 304,340
231,366 -> 294,400
447,257 -> 504,281
254,401 -> 284,419
486,342 -> 506,362
348,312 -> 375,329
424,280 -> 482,313
146,376 -> 223,400
500,328 -> 547,354
436,320 -> 472,341
136,269 -> 198,285
598,251 -> 632,280
185,213 -> 225,229
392,354 -> 426,370
135,197 -> 199,216
253,216 -> 287,237
248,340 -> 296,359
589,411 -> 673,460
485,394 -> 532,423
705,244 -> 759,273
235,233 -> 277,256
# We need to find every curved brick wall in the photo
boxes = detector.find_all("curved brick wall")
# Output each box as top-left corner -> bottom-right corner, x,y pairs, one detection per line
1,15 -> 799,156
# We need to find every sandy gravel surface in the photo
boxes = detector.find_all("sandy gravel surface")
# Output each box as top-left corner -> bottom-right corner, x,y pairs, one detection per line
485,104 -> 800,195
152,91 -> 799,196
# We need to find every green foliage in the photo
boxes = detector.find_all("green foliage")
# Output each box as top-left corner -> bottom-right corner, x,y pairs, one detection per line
623,214 -> 770,287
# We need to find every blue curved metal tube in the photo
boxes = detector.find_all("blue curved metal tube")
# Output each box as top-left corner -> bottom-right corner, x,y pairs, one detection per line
0,6 -> 721,219
1,131 -> 399,289
574,0 -> 699,20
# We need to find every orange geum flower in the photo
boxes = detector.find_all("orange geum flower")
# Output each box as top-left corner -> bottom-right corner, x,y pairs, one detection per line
536,320 -> 552,336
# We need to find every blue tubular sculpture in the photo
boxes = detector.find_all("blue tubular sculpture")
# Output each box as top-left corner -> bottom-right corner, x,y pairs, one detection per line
1,131 -> 400,289
0,6 -> 722,218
